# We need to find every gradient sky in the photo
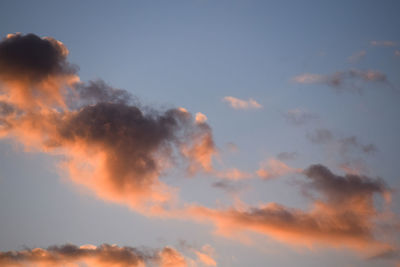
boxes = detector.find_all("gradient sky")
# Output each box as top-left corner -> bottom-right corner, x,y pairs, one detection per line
0,1 -> 399,266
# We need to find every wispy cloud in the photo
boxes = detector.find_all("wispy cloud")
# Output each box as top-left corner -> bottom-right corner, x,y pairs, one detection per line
370,40 -> 397,47
395,50 -> 400,57
276,151 -> 298,161
256,158 -> 301,180
348,50 -> 366,63
222,96 -> 262,110
307,128 -> 378,156
292,69 -> 390,93
283,109 -> 317,126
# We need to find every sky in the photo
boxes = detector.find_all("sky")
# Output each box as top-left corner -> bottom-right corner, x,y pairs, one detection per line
0,1 -> 399,266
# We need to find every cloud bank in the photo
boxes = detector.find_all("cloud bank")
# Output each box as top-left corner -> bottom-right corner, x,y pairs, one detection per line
0,33 -> 216,213
0,243 -> 190,267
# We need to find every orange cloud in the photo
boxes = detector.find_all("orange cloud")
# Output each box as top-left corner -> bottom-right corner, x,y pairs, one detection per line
222,96 -> 262,110
256,158 -> 301,180
0,33 -> 216,214
193,245 -> 217,267
184,164 -> 395,256
0,244 -> 190,267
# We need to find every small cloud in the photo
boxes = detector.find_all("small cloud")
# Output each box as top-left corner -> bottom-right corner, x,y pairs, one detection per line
256,158 -> 301,180
215,168 -> 253,180
370,40 -> 397,47
306,128 -> 334,144
307,129 -> 378,156
225,142 -> 238,153
195,112 -> 207,123
283,108 -> 317,126
222,96 -> 262,110
348,50 -> 366,63
292,69 -> 390,93
276,151 -> 298,161
292,73 -> 323,84
395,50 -> 400,57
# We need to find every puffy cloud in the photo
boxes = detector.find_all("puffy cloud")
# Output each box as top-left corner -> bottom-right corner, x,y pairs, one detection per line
222,96 -> 262,110
292,69 -> 390,93
0,33 -> 78,110
283,109 -> 317,126
195,112 -> 207,124
0,33 -> 216,213
0,243 -> 189,267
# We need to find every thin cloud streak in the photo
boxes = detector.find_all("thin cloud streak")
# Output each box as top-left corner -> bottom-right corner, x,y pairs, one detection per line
283,109 -> 317,126
348,50 -> 366,63
370,40 -> 397,47
292,69 -> 391,93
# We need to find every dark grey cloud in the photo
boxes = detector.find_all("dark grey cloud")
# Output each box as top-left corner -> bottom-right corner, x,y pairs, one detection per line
71,80 -> 133,108
303,164 -> 387,205
0,33 -> 77,82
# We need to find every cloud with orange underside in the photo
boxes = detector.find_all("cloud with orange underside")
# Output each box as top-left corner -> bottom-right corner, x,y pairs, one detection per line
222,96 -> 262,110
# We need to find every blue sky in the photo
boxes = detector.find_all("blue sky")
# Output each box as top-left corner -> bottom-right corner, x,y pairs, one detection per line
0,1 -> 399,266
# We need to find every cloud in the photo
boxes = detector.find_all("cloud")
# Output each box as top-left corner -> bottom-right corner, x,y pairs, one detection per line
395,50 -> 400,57
292,69 -> 390,93
339,136 -> 378,155
306,128 -> 334,144
276,152 -> 298,161
222,96 -> 262,110
194,245 -> 217,266
0,33 -> 216,213
215,168 -> 253,180
348,50 -> 366,63
1,33 -> 397,260
307,129 -> 378,156
187,164 -> 393,255
283,109 -> 317,126
0,33 -> 79,110
370,41 -> 397,47
0,243 -> 189,267
256,158 -> 301,180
